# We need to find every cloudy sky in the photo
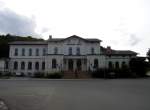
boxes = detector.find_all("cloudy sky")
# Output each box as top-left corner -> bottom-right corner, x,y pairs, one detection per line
0,0 -> 150,56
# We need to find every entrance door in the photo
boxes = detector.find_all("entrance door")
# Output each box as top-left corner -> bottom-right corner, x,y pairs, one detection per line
77,59 -> 81,71
68,59 -> 73,71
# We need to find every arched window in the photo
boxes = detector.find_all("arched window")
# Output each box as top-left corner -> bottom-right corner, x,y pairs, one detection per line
108,61 -> 113,69
36,48 -> 39,56
14,61 -> 18,70
52,59 -> 57,69
28,62 -> 32,70
122,61 -> 126,68
69,47 -> 72,55
14,48 -> 18,56
21,61 -> 25,70
42,62 -> 45,70
5,61 -> 9,69
94,59 -> 99,69
35,62 -> 39,70
54,47 -> 58,54
115,62 -> 119,68
22,48 -> 25,56
29,48 -> 32,56
76,47 -> 80,55
91,47 -> 94,54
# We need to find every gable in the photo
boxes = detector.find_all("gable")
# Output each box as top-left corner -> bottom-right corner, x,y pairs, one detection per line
64,35 -> 85,45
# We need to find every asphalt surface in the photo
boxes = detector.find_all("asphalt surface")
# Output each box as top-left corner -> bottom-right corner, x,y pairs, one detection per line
0,79 -> 150,110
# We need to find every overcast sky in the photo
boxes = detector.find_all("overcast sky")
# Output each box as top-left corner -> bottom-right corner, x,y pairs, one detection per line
0,0 -> 150,56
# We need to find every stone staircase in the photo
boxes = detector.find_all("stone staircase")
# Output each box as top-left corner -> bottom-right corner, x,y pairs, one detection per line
63,71 -> 91,79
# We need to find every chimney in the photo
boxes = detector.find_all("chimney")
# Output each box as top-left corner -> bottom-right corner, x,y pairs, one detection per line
49,35 -> 52,40
106,46 -> 111,54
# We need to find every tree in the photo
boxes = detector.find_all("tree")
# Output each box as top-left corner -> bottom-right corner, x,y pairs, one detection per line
130,57 -> 149,77
0,34 -> 44,58
147,49 -> 150,57
147,48 -> 150,62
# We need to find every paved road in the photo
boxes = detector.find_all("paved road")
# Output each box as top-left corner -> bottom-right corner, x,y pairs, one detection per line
0,79 -> 150,110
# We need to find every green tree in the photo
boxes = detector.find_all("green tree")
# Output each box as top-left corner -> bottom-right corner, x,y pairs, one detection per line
130,57 -> 149,77
0,34 -> 44,58
147,48 -> 150,62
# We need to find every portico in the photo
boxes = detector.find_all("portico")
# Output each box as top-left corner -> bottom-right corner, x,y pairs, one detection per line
63,57 -> 87,71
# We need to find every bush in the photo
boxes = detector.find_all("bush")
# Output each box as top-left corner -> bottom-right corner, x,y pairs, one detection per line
114,68 -> 133,78
91,68 -> 135,78
46,72 -> 63,79
33,72 -> 45,78
130,58 -> 148,77
91,68 -> 111,78
0,72 -> 2,77
4,72 -> 12,77
91,68 -> 105,78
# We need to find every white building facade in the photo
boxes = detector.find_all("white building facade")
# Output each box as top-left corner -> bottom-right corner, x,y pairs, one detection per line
8,35 -> 137,76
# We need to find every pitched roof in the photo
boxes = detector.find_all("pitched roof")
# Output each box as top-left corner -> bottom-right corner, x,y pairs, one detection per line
100,46 -> 137,56
48,35 -> 101,42
9,41 -> 47,45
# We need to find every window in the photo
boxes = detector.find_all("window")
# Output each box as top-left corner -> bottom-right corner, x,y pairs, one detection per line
94,59 -> 99,69
108,61 -> 113,69
52,59 -> 57,69
43,48 -> 46,56
14,61 -> 18,70
42,62 -> 45,70
28,62 -> 32,70
122,61 -> 126,68
54,47 -> 58,54
35,62 -> 39,70
76,47 -> 80,55
5,61 -> 9,69
115,62 -> 119,68
29,48 -> 32,56
22,48 -> 25,56
36,49 -> 39,56
91,47 -> 94,54
21,61 -> 25,70
69,47 -> 72,55
14,48 -> 18,56
77,59 -> 81,70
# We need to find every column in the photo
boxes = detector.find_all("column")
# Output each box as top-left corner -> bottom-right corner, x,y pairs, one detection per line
66,59 -> 68,71
73,59 -> 76,71
81,59 -> 84,71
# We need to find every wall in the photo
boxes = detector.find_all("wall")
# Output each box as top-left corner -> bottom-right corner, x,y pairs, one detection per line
105,56 -> 131,69
0,59 -> 5,72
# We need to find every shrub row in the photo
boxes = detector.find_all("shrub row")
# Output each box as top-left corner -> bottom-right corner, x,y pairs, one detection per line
33,72 -> 63,79
91,68 -> 137,78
